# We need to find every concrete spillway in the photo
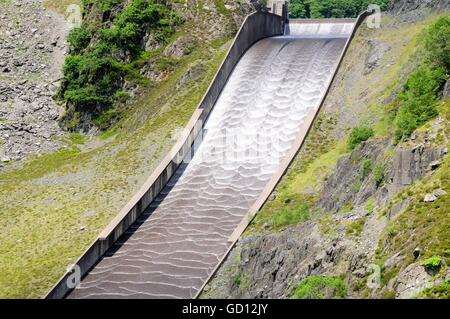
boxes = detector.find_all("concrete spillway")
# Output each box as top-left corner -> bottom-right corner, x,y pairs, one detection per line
68,21 -> 354,299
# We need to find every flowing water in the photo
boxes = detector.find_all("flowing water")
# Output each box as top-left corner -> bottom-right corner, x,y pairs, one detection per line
68,21 -> 355,299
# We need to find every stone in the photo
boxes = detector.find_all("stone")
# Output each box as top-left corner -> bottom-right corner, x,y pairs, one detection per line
423,193 -> 437,202
433,189 -> 447,198
443,78 -> 450,99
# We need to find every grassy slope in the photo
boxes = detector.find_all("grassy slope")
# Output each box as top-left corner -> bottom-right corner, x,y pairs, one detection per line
0,1 -> 233,298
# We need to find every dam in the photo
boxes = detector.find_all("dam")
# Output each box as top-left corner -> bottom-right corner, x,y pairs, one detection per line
67,20 -> 355,299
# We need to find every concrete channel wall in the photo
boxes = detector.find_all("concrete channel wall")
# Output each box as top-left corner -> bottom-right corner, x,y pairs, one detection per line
44,11 -> 284,299
195,10 -> 375,298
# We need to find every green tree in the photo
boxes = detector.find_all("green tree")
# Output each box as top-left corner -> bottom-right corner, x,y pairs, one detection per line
424,16 -> 450,71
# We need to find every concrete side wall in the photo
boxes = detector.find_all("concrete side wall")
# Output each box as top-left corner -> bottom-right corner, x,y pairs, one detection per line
195,10 -> 374,298
288,18 -> 356,24
44,11 -> 283,299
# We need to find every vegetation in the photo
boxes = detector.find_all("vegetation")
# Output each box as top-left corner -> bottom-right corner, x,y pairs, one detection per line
422,256 -> 442,270
415,279 -> 450,299
360,159 -> 373,179
61,0 -> 181,130
394,16 -> 450,142
347,125 -> 374,150
373,163 -> 385,186
272,205 -> 310,229
288,0 -> 390,19
345,218 -> 365,237
291,275 -> 347,299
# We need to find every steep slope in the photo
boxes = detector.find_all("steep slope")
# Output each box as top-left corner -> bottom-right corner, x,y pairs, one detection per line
0,0 -> 251,298
203,2 -> 450,299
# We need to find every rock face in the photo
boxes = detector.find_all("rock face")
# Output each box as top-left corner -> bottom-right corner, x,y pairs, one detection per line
318,140 -> 385,213
163,36 -> 195,59
443,78 -> 450,99
387,145 -> 447,193
0,0 -> 69,166
364,40 -> 390,75
389,0 -> 450,14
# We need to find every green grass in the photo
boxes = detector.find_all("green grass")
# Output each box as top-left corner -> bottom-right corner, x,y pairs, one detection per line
365,197 -> 375,213
345,218 -> 366,237
272,205 -> 310,230
291,275 -> 347,299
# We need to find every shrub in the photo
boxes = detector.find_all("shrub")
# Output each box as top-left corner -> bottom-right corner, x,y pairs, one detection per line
67,26 -> 92,53
347,125 -> 374,150
422,256 -> 442,270
373,163 -> 385,186
360,159 -> 373,179
424,16 -> 450,71
394,65 -> 446,141
393,17 -> 450,142
60,0 -> 180,130
291,275 -> 347,299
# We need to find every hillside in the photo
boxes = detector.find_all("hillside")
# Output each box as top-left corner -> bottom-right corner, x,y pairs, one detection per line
202,2 -> 450,299
0,0 -> 448,300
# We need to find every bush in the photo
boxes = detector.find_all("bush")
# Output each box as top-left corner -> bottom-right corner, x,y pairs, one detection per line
424,16 -> 450,71
61,0 -> 180,130
393,17 -> 450,142
67,26 -> 92,53
291,275 -> 347,299
360,159 -> 373,179
394,65 -> 447,141
347,125 -> 374,150
373,163 -> 385,186
422,256 -> 442,270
